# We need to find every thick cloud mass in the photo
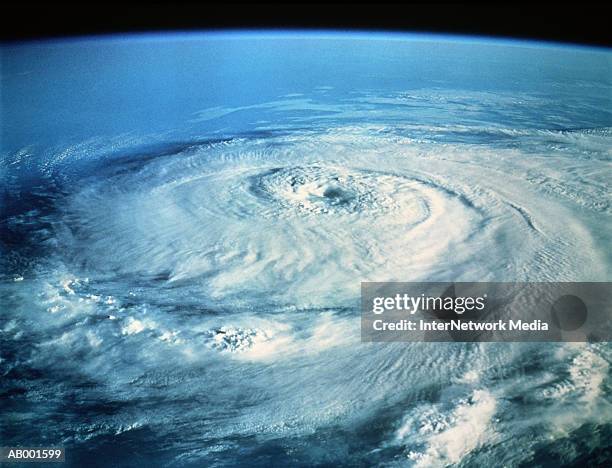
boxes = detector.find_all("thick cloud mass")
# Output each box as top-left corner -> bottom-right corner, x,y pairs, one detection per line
54,125 -> 610,306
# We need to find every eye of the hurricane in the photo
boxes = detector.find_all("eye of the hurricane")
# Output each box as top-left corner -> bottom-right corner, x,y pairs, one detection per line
286,175 -> 358,211
246,165 -> 423,217
321,185 -> 354,205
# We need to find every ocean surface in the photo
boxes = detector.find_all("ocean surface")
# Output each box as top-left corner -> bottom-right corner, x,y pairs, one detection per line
1,32 -> 611,466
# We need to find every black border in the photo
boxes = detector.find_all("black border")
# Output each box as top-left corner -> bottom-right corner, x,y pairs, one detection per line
1,3 -> 611,47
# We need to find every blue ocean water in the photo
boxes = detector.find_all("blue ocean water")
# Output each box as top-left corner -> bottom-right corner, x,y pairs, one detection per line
1,32 -> 611,466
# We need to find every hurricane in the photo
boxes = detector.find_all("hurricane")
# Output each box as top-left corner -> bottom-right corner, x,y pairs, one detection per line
1,32 -> 611,466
